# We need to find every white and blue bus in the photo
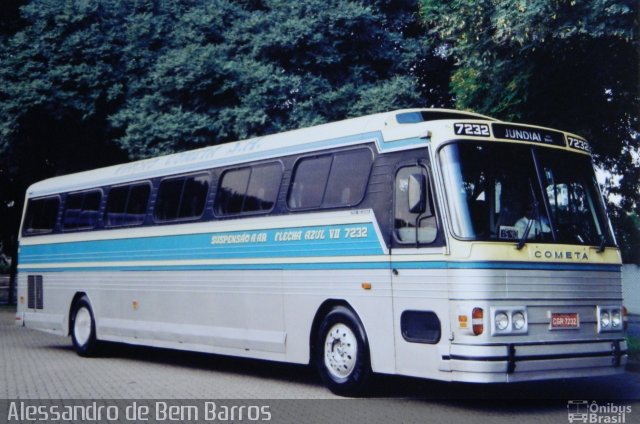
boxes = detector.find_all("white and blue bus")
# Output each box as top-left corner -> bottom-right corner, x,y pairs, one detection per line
16,109 -> 627,395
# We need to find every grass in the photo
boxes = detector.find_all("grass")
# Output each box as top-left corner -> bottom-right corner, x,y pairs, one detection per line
627,335 -> 640,359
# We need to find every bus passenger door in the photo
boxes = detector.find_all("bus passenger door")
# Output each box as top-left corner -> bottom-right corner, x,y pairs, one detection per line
390,163 -> 450,378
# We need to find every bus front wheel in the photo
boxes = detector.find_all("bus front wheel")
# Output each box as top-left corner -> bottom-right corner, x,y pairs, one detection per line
71,296 -> 100,357
315,306 -> 371,396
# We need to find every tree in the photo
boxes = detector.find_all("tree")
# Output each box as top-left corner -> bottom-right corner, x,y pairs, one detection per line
108,0 -> 434,158
1,0 -> 447,280
0,0 -> 131,286
0,0 -> 439,161
420,0 -> 639,262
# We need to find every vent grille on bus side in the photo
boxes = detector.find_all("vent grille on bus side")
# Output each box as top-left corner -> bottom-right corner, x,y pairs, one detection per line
27,275 -> 43,310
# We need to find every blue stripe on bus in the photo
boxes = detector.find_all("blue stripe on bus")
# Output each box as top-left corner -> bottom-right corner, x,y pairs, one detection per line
18,262 -> 391,272
19,223 -> 385,264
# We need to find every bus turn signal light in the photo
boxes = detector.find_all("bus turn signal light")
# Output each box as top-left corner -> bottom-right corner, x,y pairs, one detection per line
458,315 -> 468,329
472,307 -> 484,335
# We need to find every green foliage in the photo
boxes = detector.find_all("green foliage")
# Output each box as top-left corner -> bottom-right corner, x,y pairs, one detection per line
0,0 -> 432,161
0,0 -> 438,255
420,0 -> 639,262
0,0 -> 637,263
611,212 -> 640,264
628,335 -> 640,357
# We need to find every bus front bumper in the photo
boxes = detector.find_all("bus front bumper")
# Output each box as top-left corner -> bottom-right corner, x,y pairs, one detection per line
442,339 -> 628,383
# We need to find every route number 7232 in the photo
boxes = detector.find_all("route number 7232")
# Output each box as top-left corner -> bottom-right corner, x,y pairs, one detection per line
454,123 -> 490,137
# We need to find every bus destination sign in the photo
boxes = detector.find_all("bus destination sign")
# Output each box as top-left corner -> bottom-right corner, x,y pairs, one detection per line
492,123 -> 565,147
566,136 -> 590,153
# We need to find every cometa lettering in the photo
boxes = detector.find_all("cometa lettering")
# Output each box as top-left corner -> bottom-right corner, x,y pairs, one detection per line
534,250 -> 589,261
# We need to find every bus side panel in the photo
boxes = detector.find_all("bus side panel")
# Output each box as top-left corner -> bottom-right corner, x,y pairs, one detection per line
18,271 -> 74,336
281,268 -> 395,373
390,265 -> 452,380
95,270 -> 287,357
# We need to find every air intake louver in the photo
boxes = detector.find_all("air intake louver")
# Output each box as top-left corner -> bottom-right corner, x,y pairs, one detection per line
27,275 -> 43,309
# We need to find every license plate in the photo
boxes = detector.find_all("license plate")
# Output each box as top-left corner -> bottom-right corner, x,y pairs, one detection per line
550,312 -> 580,329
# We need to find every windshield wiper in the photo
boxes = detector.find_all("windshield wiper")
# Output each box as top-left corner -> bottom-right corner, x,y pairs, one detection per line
516,218 -> 534,250
597,235 -> 606,253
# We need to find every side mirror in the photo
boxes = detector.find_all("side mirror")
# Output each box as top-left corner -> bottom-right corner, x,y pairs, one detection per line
408,173 -> 427,214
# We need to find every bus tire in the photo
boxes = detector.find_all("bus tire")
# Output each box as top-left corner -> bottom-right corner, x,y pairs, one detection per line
70,296 -> 100,357
315,306 -> 371,397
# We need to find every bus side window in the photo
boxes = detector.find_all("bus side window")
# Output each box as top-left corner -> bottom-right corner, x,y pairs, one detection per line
288,148 -> 373,210
324,149 -> 372,207
178,174 -> 210,219
127,184 -> 151,222
23,196 -> 60,235
245,163 -> 282,213
154,178 -> 184,221
288,155 -> 332,209
215,162 -> 282,216
105,183 -> 150,227
154,173 -> 210,222
394,166 -> 437,244
62,190 -> 102,230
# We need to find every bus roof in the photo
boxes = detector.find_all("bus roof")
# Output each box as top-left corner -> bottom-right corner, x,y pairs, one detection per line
26,108 -> 495,198
27,108 -> 591,198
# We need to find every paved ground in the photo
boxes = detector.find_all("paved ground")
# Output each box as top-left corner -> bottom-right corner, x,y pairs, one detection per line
1,305 -> 638,423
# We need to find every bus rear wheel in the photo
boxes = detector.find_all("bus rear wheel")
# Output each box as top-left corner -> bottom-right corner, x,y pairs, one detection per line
71,296 -> 100,357
315,306 -> 371,396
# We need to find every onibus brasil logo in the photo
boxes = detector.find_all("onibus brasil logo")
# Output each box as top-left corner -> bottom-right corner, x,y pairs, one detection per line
567,400 -> 632,423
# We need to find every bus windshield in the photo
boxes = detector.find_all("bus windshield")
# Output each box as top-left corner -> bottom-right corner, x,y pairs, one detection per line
439,141 -> 614,247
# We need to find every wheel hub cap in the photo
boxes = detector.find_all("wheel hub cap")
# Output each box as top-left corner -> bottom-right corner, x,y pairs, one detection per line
74,307 -> 92,346
324,323 -> 357,379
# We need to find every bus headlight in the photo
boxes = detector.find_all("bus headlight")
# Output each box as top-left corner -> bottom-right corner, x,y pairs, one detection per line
495,312 -> 509,331
611,311 -> 622,328
490,307 -> 528,335
512,312 -> 526,330
598,306 -> 623,333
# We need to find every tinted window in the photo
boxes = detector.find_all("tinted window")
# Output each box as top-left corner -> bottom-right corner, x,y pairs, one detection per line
216,168 -> 251,215
62,190 -> 102,230
23,197 -> 60,235
154,178 -> 183,221
105,183 -> 150,227
216,163 -> 282,216
154,173 -> 210,222
288,155 -> 332,209
245,164 -> 282,213
324,149 -> 372,206
105,186 -> 128,218
288,149 -> 372,210
128,185 -> 151,216
179,175 -> 210,219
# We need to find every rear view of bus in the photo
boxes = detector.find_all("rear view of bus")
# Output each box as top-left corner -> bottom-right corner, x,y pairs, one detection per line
427,118 -> 627,382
